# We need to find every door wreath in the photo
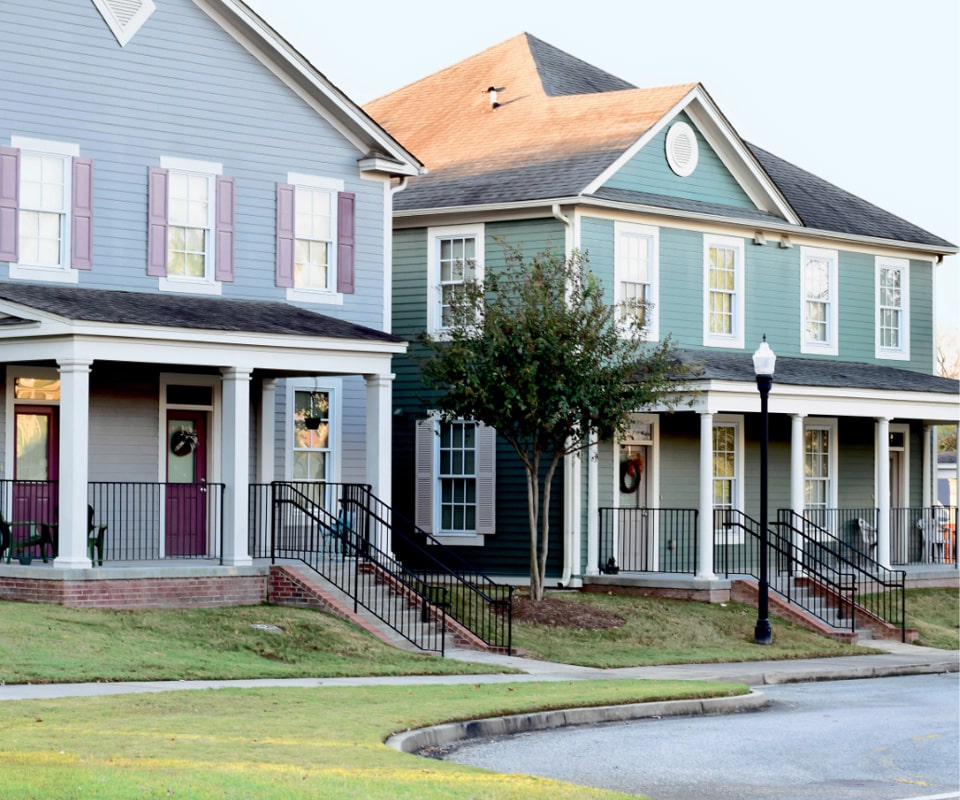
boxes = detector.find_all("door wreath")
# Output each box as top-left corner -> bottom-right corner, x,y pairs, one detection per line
170,428 -> 199,457
619,455 -> 644,493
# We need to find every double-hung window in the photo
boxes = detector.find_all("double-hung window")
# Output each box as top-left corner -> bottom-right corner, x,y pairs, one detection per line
804,420 -> 837,518
800,247 -> 838,354
875,257 -> 910,360
148,157 -> 234,295
276,174 -> 355,303
426,224 -> 484,334
703,235 -> 744,348
615,221 -> 659,339
415,416 -> 495,544
712,417 -> 743,543
0,137 -> 92,283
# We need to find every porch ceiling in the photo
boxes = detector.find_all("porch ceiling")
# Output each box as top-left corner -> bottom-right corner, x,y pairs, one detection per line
0,284 -> 406,374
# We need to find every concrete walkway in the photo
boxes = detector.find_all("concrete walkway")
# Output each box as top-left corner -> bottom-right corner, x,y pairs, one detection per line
1,638 -> 956,702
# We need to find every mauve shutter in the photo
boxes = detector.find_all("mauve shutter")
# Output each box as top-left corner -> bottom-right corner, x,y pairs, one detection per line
415,418 -> 435,533
146,167 -> 168,276
275,182 -> 294,287
475,422 -> 496,535
336,191 -> 355,293
71,157 -> 94,270
0,146 -> 19,262
215,175 -> 235,281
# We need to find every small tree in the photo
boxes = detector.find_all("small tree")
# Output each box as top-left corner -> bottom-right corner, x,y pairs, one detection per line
420,245 -> 690,600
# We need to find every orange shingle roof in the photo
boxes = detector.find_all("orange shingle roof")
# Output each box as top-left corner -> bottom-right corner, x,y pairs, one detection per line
365,33 -> 696,175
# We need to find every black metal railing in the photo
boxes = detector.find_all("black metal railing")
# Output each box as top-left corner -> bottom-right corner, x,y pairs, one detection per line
716,509 -> 859,634
598,508 -> 698,574
891,507 -> 958,567
777,509 -> 906,640
87,482 -> 225,561
251,482 -> 512,655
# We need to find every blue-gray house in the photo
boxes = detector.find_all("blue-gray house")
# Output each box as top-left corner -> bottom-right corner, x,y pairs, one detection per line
0,0 -> 421,602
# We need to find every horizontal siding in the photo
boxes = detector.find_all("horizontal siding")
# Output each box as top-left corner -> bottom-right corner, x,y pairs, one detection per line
604,112 -> 755,209
0,0 -> 388,332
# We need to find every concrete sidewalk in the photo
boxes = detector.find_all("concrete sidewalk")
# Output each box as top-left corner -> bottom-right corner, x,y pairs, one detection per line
0,638 -> 956,702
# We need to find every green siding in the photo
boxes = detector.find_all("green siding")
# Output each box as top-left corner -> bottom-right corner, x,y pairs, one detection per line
658,227 -> 705,346
603,112 -> 755,210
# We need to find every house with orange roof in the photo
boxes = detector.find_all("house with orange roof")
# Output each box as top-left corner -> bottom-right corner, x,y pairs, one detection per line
367,33 -> 959,619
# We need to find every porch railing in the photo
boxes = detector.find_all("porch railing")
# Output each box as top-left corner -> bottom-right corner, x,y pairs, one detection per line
598,508 -> 699,574
250,482 -> 513,655
1,480 -> 225,562
716,509 -> 861,635
777,509 -> 906,639
891,507 -> 958,566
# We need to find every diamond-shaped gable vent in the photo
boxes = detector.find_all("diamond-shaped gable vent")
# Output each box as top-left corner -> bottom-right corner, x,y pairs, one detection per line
92,0 -> 156,47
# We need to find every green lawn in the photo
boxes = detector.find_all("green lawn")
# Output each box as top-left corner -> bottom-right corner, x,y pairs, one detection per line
0,681 -> 745,799
906,587 -> 960,649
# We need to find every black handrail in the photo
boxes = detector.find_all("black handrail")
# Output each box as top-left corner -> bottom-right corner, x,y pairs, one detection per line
716,509 -> 859,635
776,510 -> 906,641
253,482 -> 512,655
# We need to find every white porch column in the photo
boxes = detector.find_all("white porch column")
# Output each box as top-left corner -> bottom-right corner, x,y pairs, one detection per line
697,412 -> 715,580
876,416 -> 891,568
790,414 -> 806,517
221,367 -> 253,566
56,358 -> 93,568
257,378 -> 277,484
922,424 -> 933,509
365,373 -> 392,553
585,432 -> 599,576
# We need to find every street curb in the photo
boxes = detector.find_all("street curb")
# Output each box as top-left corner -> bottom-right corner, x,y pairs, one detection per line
386,689 -> 768,754
752,660 -> 959,685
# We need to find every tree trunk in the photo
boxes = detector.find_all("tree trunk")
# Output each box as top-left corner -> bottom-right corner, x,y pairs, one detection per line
527,451 -> 542,600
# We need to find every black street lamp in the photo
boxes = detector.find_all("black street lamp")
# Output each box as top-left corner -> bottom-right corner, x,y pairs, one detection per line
752,337 -> 776,645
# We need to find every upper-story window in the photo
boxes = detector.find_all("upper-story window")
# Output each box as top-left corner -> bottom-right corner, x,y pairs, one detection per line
0,137 -> 92,283
615,221 -> 659,340
703,235 -> 745,348
800,246 -> 838,355
426,224 -> 484,334
276,174 -> 355,304
875,256 -> 910,360
148,157 -> 234,296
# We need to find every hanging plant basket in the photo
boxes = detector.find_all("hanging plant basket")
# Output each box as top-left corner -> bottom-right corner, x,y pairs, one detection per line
170,428 -> 199,457
304,416 -> 323,431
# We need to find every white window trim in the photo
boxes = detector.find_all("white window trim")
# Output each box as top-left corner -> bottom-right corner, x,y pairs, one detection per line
713,415 -> 745,545
284,173 -> 345,305
702,234 -> 745,349
803,418 -> 838,512
284,379 -> 342,484
426,223 -> 485,336
158,156 -> 223,296
8,136 -> 80,284
875,256 -> 910,361
799,246 -> 839,355
614,221 -> 659,341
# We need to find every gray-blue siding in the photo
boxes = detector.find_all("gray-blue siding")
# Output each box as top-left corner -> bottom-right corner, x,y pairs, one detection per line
0,0 -> 387,333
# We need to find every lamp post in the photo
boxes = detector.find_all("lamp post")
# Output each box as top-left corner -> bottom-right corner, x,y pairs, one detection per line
752,337 -> 776,645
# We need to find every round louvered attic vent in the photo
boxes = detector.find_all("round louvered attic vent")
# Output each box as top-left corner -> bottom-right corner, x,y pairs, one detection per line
665,121 -> 698,177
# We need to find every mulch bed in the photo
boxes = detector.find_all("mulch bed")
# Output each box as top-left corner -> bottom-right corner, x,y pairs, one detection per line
511,594 -> 625,630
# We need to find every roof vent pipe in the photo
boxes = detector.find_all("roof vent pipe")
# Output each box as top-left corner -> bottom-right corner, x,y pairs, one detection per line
487,86 -> 499,109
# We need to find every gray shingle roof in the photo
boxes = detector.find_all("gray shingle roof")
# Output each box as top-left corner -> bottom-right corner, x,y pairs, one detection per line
677,349 -> 959,394
747,144 -> 955,249
526,33 -> 635,96
0,284 -> 404,343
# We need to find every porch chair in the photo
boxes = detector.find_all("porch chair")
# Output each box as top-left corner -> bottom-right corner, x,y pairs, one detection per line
856,518 -> 877,560
0,515 -> 9,563
37,505 -> 107,566
916,517 -> 945,564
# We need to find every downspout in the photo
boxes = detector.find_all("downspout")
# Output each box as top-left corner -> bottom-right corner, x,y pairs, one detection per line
383,177 -> 408,333
552,204 -> 579,588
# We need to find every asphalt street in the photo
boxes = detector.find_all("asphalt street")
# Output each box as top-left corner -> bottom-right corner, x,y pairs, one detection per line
442,673 -> 960,800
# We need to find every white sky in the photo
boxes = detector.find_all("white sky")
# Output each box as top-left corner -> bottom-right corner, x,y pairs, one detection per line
247,0 -> 960,349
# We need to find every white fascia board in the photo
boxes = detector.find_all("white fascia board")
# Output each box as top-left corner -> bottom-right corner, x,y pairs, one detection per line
0,333 -> 402,375
583,86 -> 800,225
196,0 -> 421,176
674,380 -> 960,423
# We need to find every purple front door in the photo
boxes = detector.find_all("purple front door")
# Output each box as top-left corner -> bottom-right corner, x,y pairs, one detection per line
13,406 -> 59,539
165,410 -> 207,556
